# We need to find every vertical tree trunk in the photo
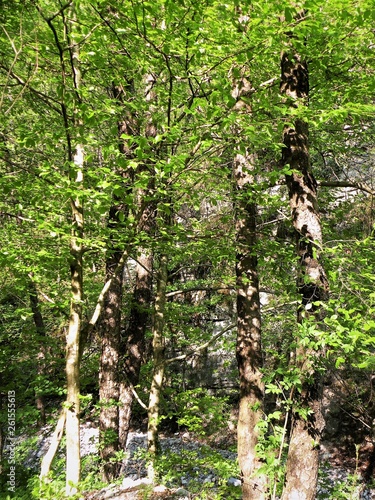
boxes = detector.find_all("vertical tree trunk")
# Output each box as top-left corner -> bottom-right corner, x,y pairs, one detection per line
147,253 -> 168,482
39,5 -> 84,493
99,210 -> 123,481
280,51 -> 329,500
119,250 -> 153,449
66,143 -> 84,496
118,74 -> 156,450
65,9 -> 84,491
99,73 -> 156,472
28,275 -> 46,426
234,152 -> 267,499
98,79 -> 136,477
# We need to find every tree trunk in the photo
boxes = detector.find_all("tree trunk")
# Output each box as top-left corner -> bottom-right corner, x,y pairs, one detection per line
147,253 -> 168,482
280,51 -> 329,500
28,275 -> 46,426
99,215 -> 123,481
98,78 -> 137,477
65,144 -> 84,496
234,152 -> 267,499
40,409 -> 66,481
118,74 -> 156,450
99,74 -> 155,467
119,250 -> 153,449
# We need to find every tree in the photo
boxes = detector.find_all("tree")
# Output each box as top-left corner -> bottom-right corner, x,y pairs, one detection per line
280,47 -> 329,499
234,151 -> 267,498
0,1 -> 374,498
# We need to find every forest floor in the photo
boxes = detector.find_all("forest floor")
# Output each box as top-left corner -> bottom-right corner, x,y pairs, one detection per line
24,418 -> 375,499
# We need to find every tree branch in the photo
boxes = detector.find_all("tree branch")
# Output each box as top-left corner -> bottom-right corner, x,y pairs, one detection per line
166,286 -> 233,298
165,323 -> 236,365
318,180 -> 375,197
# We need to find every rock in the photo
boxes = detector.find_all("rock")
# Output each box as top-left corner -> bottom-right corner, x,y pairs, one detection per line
121,477 -> 152,490
153,485 -> 168,493
227,477 -> 241,487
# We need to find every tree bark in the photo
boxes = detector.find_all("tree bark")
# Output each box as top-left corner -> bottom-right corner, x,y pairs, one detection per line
280,51 -> 329,500
65,143 -> 84,496
119,250 -> 153,449
147,253 -> 168,482
234,152 -> 267,499
118,74 -> 156,451
98,79 -> 137,478
99,74 -> 155,471
99,213 -> 123,481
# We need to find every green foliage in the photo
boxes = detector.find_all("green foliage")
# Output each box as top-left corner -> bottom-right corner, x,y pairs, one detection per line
317,469 -> 363,499
0,0 -> 375,496
0,432 -> 104,500
321,238 -> 375,370
172,388 -> 230,437
153,445 -> 240,498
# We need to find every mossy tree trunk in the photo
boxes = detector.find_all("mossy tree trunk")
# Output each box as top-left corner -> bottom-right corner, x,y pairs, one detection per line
65,143 -> 84,496
147,253 -> 168,482
65,6 -> 84,493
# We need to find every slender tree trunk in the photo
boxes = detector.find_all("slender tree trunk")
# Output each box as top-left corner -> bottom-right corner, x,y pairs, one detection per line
65,4 -> 85,488
40,409 -> 66,481
147,253 -> 168,482
119,250 -> 153,449
280,51 -> 329,500
234,152 -> 267,499
37,5 -> 84,493
65,144 -> 84,495
28,275 -> 47,426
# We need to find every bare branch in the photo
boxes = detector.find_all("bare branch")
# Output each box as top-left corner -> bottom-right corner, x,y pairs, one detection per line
165,323 -> 236,365
318,180 -> 375,197
0,212 -> 35,222
166,286 -> 233,298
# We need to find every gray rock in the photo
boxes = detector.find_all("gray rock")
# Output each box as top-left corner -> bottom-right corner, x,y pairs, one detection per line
227,477 -> 241,487
121,477 -> 152,490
